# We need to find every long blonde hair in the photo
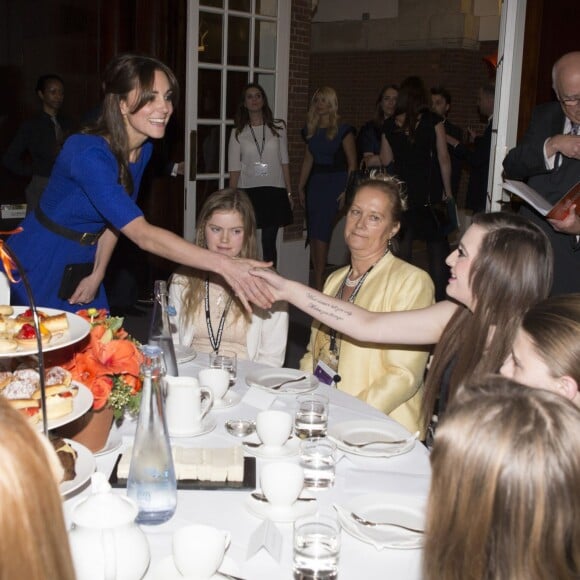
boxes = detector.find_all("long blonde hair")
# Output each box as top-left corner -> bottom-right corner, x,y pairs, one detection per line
0,397 -> 76,580
424,375 -> 580,580
178,189 -> 258,328
305,86 -> 339,140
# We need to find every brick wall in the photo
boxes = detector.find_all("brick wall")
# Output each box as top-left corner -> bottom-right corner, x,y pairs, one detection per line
309,40 -> 499,206
283,0 -> 311,241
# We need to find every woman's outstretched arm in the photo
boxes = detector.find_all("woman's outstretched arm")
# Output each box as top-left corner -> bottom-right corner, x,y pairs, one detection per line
252,268 -> 458,345
122,216 -> 273,311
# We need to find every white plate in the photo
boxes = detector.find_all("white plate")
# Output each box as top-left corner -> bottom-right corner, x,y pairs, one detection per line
0,306 -> 91,358
245,491 -> 317,523
245,368 -> 318,394
242,437 -> 300,459
60,439 -> 96,496
169,415 -> 217,439
212,390 -> 241,410
38,382 -> 94,432
334,493 -> 425,550
327,420 -> 416,458
149,554 -> 240,580
93,425 -> 122,457
174,344 -> 197,364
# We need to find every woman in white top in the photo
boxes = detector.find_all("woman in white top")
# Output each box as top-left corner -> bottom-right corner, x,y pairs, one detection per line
169,188 -> 288,367
228,83 -> 293,267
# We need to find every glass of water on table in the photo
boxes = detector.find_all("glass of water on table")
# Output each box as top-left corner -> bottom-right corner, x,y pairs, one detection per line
294,394 -> 329,438
209,349 -> 237,385
293,514 -> 341,580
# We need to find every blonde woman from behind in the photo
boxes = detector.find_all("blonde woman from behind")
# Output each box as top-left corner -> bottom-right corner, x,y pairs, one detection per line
424,375 -> 580,580
0,396 -> 76,580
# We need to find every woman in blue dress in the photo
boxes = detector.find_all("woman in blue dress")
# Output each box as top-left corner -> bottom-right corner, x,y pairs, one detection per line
6,54 -> 270,313
298,87 -> 357,290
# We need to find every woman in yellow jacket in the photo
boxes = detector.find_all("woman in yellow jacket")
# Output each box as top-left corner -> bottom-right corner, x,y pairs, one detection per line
300,175 -> 434,434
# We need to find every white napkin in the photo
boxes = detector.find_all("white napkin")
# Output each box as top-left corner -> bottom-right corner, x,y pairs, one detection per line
241,387 -> 277,410
246,520 -> 283,562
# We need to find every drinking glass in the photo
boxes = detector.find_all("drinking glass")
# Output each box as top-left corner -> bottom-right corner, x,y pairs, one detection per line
294,394 -> 329,439
209,350 -> 237,385
299,438 -> 336,489
293,514 -> 341,580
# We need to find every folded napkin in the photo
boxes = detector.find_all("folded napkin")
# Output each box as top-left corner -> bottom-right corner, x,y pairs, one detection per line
117,446 -> 244,482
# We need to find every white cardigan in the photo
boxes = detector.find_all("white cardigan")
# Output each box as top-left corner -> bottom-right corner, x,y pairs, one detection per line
169,273 -> 289,368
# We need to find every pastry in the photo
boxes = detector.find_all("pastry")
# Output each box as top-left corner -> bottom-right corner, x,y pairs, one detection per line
50,436 -> 77,482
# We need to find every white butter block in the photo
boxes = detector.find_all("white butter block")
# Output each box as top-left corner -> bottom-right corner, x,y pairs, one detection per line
116,446 -> 244,482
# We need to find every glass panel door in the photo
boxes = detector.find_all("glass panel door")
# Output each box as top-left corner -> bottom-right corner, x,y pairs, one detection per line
184,0 -> 290,241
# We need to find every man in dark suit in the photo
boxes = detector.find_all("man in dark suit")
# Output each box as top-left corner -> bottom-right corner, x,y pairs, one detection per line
431,87 -> 464,197
503,51 -> 580,295
446,83 -> 495,214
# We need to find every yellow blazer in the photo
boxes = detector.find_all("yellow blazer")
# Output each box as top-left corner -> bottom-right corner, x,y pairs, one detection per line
300,252 -> 434,434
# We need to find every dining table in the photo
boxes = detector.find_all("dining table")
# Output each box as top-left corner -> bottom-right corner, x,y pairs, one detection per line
63,353 -> 431,580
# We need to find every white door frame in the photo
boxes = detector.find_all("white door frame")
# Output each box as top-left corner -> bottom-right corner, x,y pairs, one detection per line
183,0 -> 291,241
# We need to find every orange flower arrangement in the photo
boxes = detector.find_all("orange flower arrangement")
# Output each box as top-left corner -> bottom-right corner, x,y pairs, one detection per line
64,308 -> 143,418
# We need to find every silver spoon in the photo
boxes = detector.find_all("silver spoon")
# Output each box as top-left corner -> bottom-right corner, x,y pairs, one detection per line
268,375 -> 308,390
349,510 -> 423,533
251,491 -> 316,503
341,431 -> 420,448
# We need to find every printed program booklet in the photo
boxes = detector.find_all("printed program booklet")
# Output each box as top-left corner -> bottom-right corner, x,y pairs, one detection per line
503,179 -> 580,220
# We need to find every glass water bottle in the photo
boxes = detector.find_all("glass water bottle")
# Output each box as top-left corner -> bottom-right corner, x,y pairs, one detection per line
148,279 -> 179,377
127,345 -> 177,525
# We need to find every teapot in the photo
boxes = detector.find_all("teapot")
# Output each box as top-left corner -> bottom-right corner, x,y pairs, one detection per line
69,472 -> 151,580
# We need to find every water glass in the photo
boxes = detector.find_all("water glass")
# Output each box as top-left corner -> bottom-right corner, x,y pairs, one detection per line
209,349 -> 237,385
293,514 -> 341,580
299,438 -> 336,489
294,394 -> 329,439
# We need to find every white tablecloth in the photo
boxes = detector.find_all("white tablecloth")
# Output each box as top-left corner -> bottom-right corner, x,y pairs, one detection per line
64,355 -> 431,580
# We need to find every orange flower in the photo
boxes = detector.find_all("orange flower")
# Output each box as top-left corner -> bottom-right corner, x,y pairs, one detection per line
92,375 -> 114,411
94,339 -> 142,377
122,374 -> 142,395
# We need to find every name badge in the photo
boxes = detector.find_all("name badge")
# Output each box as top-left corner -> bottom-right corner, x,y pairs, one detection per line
314,359 -> 338,386
252,162 -> 269,176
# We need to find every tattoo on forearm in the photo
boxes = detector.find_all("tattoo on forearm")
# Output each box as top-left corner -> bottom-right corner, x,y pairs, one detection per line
306,292 -> 352,321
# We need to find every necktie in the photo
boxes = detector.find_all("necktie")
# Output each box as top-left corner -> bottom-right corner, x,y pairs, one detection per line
571,122 -> 580,136
51,116 -> 63,145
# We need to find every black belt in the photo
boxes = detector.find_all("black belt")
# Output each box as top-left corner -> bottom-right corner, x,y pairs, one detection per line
35,206 -> 105,246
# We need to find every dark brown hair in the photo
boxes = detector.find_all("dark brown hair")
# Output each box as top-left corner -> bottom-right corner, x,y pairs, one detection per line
422,212 -> 553,428
83,53 -> 179,194
233,83 -> 285,138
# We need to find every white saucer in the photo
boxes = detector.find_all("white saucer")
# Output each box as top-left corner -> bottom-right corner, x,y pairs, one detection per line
94,427 -> 122,457
169,416 -> 217,438
212,390 -> 241,410
245,492 -> 317,523
242,437 -> 300,459
149,554 -> 239,580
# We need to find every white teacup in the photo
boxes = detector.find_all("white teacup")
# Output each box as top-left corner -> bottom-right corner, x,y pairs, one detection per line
198,368 -> 230,400
256,410 -> 293,449
164,376 -> 213,437
173,524 -> 230,579
260,462 -> 304,509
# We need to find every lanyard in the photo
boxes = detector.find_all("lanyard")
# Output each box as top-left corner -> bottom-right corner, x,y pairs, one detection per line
204,277 -> 233,353
329,265 -> 373,355
249,124 -> 266,160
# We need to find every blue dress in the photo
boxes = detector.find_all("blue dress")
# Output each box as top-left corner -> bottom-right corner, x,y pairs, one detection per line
302,124 -> 354,243
6,134 -> 151,312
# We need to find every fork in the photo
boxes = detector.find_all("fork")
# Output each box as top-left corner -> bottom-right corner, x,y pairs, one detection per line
268,375 -> 307,390
349,511 -> 424,533
341,431 -> 420,448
